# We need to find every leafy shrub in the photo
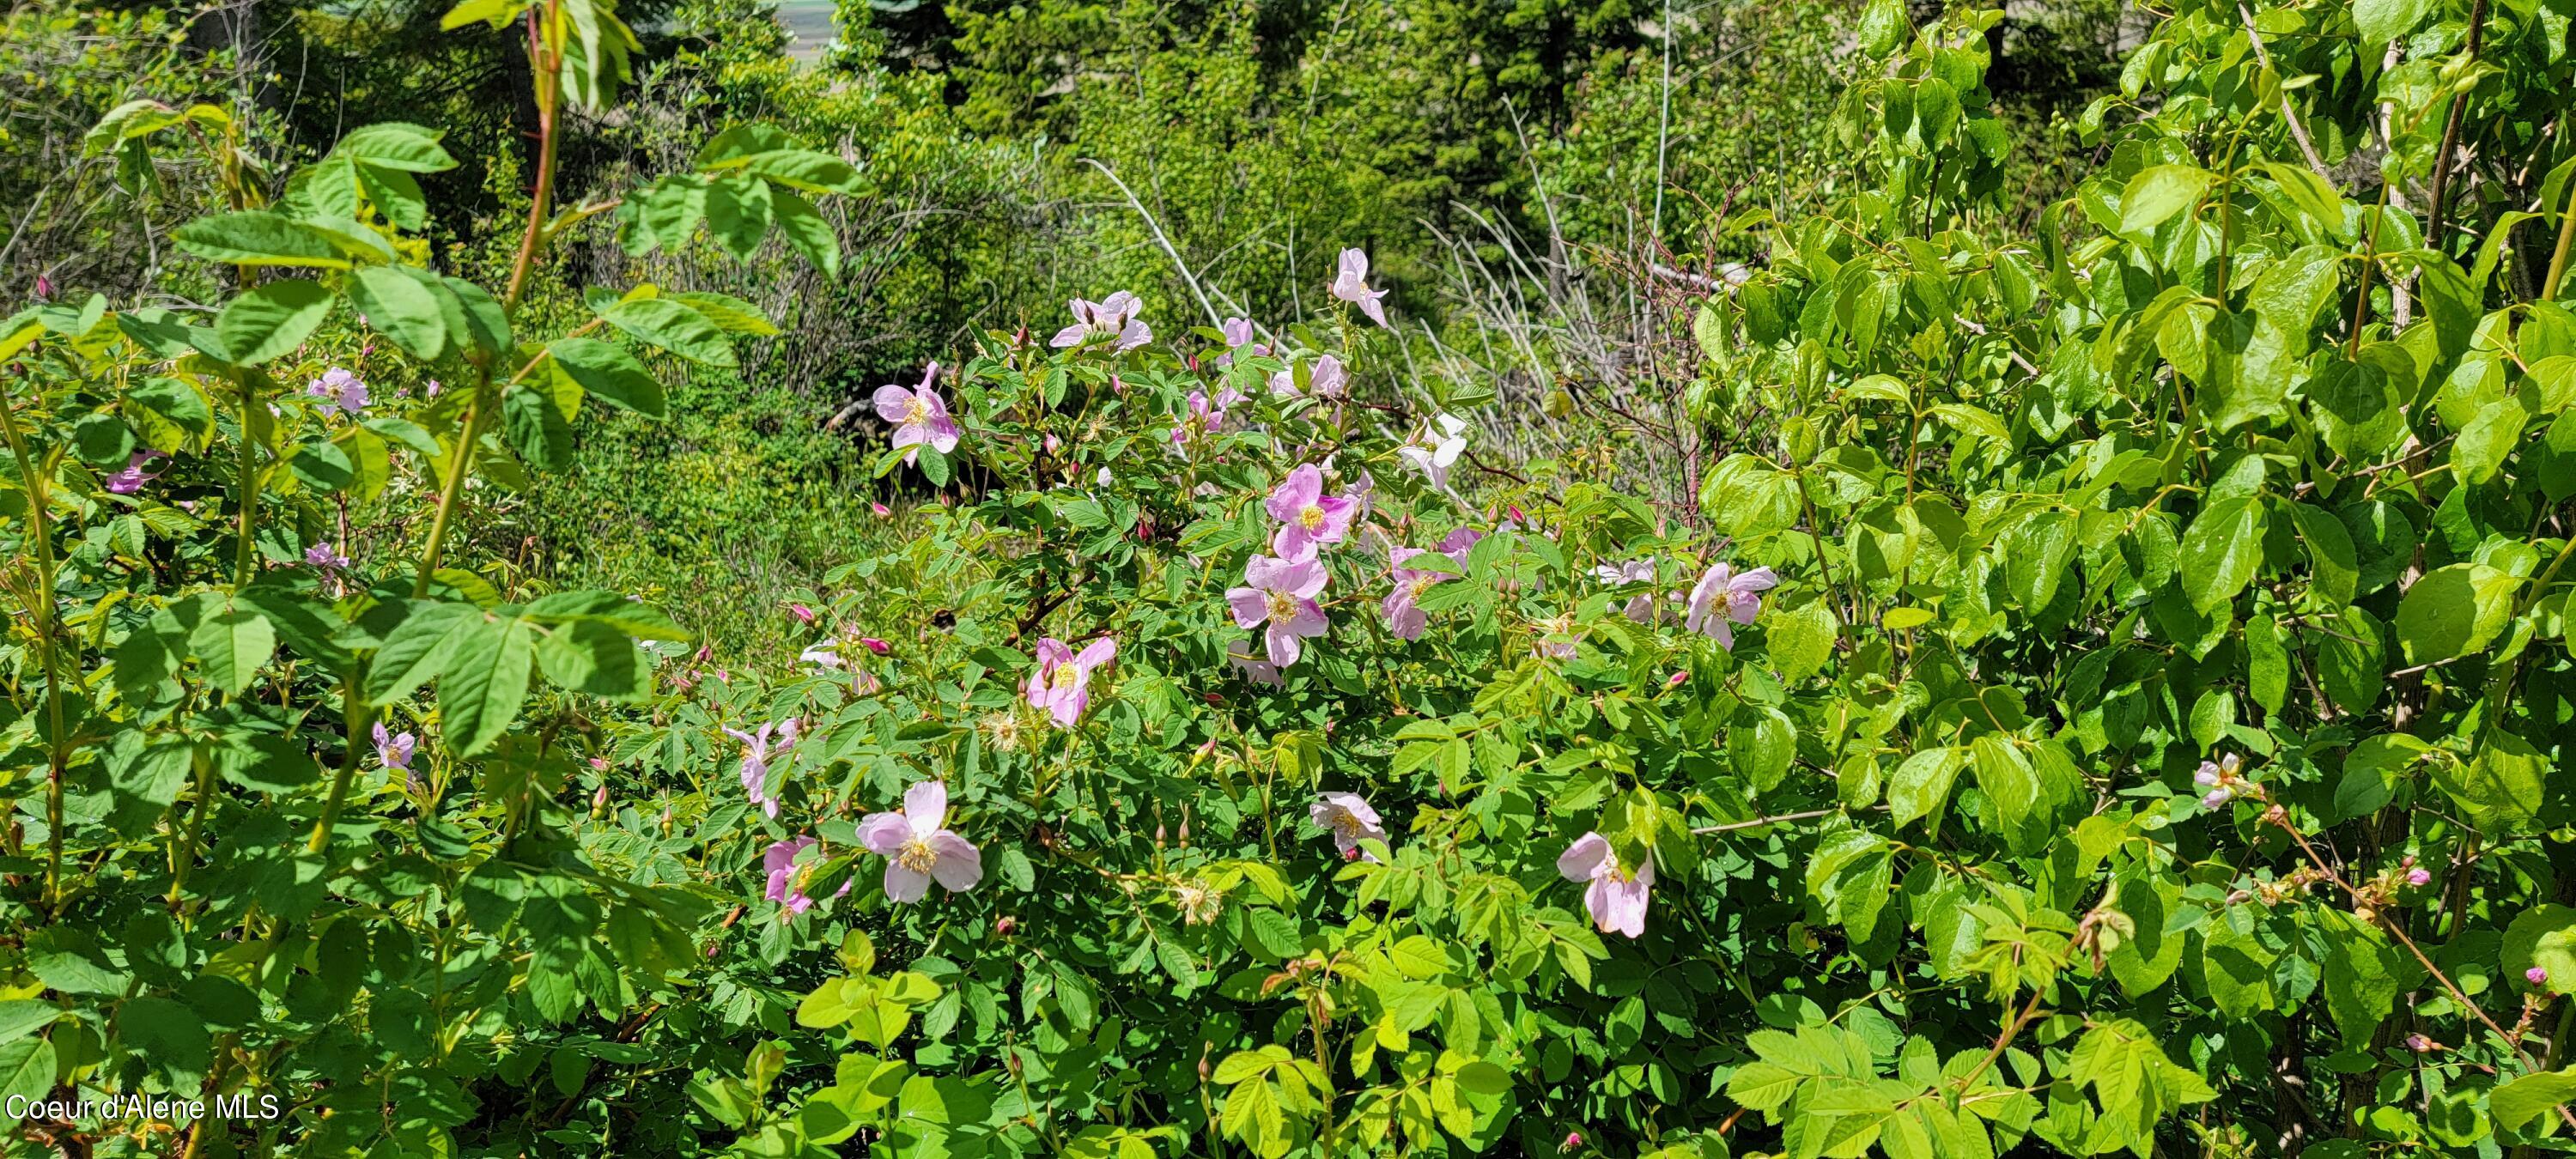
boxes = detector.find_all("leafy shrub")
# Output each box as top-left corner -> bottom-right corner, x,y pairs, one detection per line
9,0 -> 2576,1158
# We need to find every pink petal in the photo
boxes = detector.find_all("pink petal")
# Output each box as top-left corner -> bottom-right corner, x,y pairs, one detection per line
1599,872 -> 1651,938
1048,689 -> 1084,727
1265,622 -> 1305,667
1072,637 -> 1117,670
1557,832 -> 1610,882
1284,559 -> 1329,599
1357,290 -> 1389,329
903,780 -> 949,835
872,385 -> 914,423
1226,586 -> 1270,628
883,863 -> 932,903
1267,465 -> 1321,521
858,812 -> 912,855
1270,525 -> 1317,561
1325,792 -> 1380,828
1282,598 -> 1329,640
1049,323 -> 1089,348
927,831 -> 983,891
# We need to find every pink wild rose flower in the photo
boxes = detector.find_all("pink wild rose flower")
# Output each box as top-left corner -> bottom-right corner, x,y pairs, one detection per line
1227,554 -> 1330,666
1309,355 -> 1348,398
1025,636 -> 1117,726
1331,248 -> 1391,327
858,780 -> 984,902
763,835 -> 854,915
1381,546 -> 1453,641
1266,464 -> 1356,559
872,363 -> 962,466
1684,561 -> 1779,650
1050,291 -> 1151,351
723,719 -> 799,820
1310,792 -> 1388,860
1558,831 -> 1653,938
307,367 -> 369,415
1399,416 -> 1469,489
372,721 -> 415,772
104,451 -> 164,495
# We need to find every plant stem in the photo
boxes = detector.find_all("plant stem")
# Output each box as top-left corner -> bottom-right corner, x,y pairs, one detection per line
0,371 -> 69,909
2546,159 -> 2576,300
502,3 -> 562,313
413,391 -> 489,596
232,371 -> 264,586
2422,0 -> 2490,252
309,673 -> 370,853
168,748 -> 218,909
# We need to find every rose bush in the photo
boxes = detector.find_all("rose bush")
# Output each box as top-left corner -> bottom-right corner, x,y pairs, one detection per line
7,0 -> 2576,1155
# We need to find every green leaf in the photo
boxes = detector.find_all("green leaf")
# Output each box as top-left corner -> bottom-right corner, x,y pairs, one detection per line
1856,0 -> 1905,55
2493,1068 -> 2576,1133
190,604 -> 276,695
2317,908 -> 2415,1046
1886,748 -> 1962,830
535,619 -> 650,700
331,122 -> 458,173
703,174 -> 772,259
502,384 -> 575,471
2246,616 -> 2288,718
548,337 -> 666,416
367,600 -> 479,704
2119,165 -> 2209,235
173,211 -> 355,269
1766,599 -> 1837,683
117,996 -> 211,1088
2433,728 -> 2546,832
2178,496 -> 2263,613
0,1037 -> 55,1110
2287,502 -> 2357,608
741,149 -> 864,194
0,1002 -> 62,1047
348,266 -> 449,361
215,278 -> 335,366
211,731 -> 320,793
440,615 -> 535,757
769,189 -> 841,278
2394,562 -> 2514,663
2354,0 -> 2433,44
601,297 -> 736,367
440,276 -> 512,361
2006,509 -> 2077,610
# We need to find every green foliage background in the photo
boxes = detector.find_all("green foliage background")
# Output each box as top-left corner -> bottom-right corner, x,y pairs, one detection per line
10,0 -> 2576,1154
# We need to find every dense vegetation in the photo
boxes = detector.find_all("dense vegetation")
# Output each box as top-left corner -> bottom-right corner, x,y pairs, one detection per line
6,0 -> 2576,1155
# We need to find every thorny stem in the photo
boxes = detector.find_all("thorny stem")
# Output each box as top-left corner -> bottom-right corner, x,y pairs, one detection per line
1953,986 -> 2050,1095
2264,810 -> 2576,1131
503,2 -> 562,313
0,367 -> 70,909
